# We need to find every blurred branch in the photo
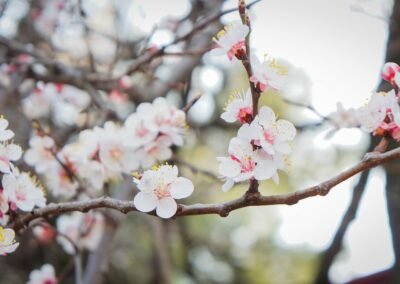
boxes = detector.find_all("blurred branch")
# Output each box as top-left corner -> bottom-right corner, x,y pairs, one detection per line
12,145 -> 400,230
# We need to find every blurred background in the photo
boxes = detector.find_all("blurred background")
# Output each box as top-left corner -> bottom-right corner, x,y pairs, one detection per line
0,0 -> 398,283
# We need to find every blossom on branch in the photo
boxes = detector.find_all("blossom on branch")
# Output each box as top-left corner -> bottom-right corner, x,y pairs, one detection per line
2,172 -> 46,212
328,102 -> 360,129
27,264 -> 57,284
221,89 -> 253,123
24,135 -> 57,174
357,90 -> 400,140
0,226 -> 18,255
250,55 -> 288,92
210,22 -> 249,61
133,165 -> 194,218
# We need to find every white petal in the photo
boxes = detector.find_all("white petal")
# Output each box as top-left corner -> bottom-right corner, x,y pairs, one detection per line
0,130 -> 13,141
156,197 -> 177,218
7,144 -> 22,161
258,106 -> 276,126
253,160 -> 276,180
219,159 -> 241,178
277,119 -> 296,141
134,192 -> 157,212
221,112 -> 237,123
170,177 -> 194,199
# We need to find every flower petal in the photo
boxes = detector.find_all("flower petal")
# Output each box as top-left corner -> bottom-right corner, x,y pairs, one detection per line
134,192 -> 157,212
170,177 -> 194,199
156,197 -> 177,218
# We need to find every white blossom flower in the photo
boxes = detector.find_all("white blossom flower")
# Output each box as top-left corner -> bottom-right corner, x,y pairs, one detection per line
247,106 -> 296,155
0,226 -> 19,255
0,118 -> 14,141
0,143 -> 22,174
22,87 -> 53,120
95,122 -> 139,174
27,264 -> 57,284
45,165 -> 79,198
328,102 -> 360,129
151,98 -> 187,146
133,165 -> 194,218
250,55 -> 288,92
356,90 -> 400,136
210,22 -> 249,61
221,89 -> 253,124
24,136 -> 57,174
217,137 -> 281,192
56,212 -> 104,254
3,172 -> 46,212
138,136 -> 173,169
124,112 -> 158,148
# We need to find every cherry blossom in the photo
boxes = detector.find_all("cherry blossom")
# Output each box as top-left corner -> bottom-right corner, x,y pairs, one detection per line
381,62 -> 400,85
33,224 -> 56,245
248,106 -> 296,155
250,55 -> 288,92
27,264 -> 57,284
221,89 -> 253,124
0,118 -> 14,141
0,143 -> 22,174
356,90 -> 400,139
24,135 -> 57,174
210,22 -> 249,61
217,137 -> 282,192
45,165 -> 79,198
133,165 -> 194,218
2,172 -> 46,212
328,102 -> 360,129
56,212 -> 104,254
0,226 -> 19,255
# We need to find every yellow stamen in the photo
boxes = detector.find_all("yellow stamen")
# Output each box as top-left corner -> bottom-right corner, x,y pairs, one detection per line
0,227 -> 5,243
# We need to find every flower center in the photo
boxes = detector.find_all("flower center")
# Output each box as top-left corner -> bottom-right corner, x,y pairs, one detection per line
238,107 -> 253,123
240,155 -> 255,173
263,130 -> 275,144
154,183 -> 171,199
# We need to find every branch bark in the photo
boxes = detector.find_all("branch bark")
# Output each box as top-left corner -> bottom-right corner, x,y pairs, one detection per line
12,145 -> 400,232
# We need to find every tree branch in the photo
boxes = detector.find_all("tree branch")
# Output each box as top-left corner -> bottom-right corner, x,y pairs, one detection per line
12,145 -> 400,231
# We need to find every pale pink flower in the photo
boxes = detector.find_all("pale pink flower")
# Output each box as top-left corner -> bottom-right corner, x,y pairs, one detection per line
138,136 -> 173,169
151,98 -> 187,146
328,102 -> 360,129
45,165 -> 79,198
27,264 -> 57,284
0,189 -> 9,226
247,106 -> 296,155
217,137 -> 281,192
0,118 -> 14,141
133,165 -> 193,218
22,86 -> 53,120
32,224 -> 55,245
125,112 -> 158,147
2,172 -> 46,212
95,122 -> 139,174
221,89 -> 253,124
356,90 -> 400,139
56,212 -> 104,254
210,23 -> 249,61
0,227 -> 19,255
0,143 -> 22,174
250,55 -> 288,92
24,136 -> 57,174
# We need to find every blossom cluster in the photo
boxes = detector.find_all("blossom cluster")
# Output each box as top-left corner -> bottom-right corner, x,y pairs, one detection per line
0,117 -> 46,240
329,62 -> 400,141
24,97 -> 187,199
22,82 -> 90,126
27,263 -> 57,284
210,20 -> 295,191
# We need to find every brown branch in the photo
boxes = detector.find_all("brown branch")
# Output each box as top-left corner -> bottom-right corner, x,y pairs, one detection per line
12,145 -> 400,231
